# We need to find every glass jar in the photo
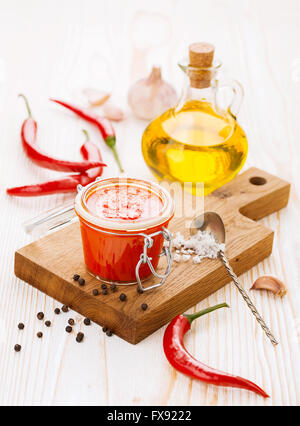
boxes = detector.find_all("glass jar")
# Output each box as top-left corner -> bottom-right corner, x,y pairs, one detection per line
142,45 -> 248,196
74,177 -> 174,287
23,177 -> 174,291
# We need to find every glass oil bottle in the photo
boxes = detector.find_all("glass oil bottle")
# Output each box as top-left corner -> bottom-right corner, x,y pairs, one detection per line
141,42 -> 248,195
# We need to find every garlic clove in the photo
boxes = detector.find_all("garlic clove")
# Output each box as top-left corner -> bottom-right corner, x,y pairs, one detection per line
82,88 -> 111,107
251,276 -> 287,297
128,66 -> 177,121
102,103 -> 125,122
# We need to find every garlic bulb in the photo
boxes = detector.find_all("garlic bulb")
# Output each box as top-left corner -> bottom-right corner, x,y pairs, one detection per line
251,276 -> 287,297
128,66 -> 177,120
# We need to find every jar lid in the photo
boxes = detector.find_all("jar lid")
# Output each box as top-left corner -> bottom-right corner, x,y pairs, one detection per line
74,177 -> 174,232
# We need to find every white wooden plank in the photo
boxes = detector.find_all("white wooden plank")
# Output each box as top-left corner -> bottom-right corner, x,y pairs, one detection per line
0,0 -> 299,406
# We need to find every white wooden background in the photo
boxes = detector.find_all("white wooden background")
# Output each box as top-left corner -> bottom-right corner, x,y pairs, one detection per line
0,0 -> 299,406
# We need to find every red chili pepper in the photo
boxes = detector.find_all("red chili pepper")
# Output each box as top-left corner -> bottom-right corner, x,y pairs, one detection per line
50,98 -> 124,173
7,130 -> 104,197
19,94 -> 105,173
6,174 -> 94,197
163,303 -> 269,398
80,129 -> 104,179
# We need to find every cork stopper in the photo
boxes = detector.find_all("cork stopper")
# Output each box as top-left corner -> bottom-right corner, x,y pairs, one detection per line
188,42 -> 215,89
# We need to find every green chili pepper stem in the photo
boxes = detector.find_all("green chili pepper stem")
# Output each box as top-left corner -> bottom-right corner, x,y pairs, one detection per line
19,94 -> 32,118
104,135 -> 116,148
111,145 -> 124,173
184,303 -> 229,325
104,135 -> 124,173
82,129 -> 89,142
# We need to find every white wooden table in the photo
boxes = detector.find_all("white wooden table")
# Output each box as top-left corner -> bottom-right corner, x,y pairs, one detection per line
0,0 -> 299,406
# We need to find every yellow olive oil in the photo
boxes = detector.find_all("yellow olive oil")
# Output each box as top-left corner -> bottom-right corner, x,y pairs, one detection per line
142,100 -> 248,195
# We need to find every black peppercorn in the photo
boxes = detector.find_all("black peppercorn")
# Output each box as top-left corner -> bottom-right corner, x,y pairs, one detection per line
92,289 -> 99,296
101,284 -> 107,290
37,332 -> 43,339
102,289 -> 108,295
102,326 -> 108,333
18,323 -> 25,330
106,330 -> 113,337
78,278 -> 85,286
14,344 -> 21,352
73,274 -> 80,281
141,303 -> 148,311
45,321 -> 51,327
76,332 -> 84,343
68,318 -> 75,326
54,308 -> 60,315
137,287 -> 144,294
37,312 -> 44,320
119,293 -> 127,302
65,326 -> 72,333
110,284 -> 117,292
62,305 -> 69,313
84,318 -> 91,326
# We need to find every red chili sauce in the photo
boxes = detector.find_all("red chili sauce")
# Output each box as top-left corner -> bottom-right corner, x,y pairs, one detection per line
86,185 -> 163,222
79,183 -> 169,283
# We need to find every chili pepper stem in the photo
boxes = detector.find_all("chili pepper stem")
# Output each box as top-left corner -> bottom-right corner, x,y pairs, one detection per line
111,145 -> 124,173
105,135 -> 124,172
19,94 -> 32,118
82,129 -> 89,142
184,303 -> 229,325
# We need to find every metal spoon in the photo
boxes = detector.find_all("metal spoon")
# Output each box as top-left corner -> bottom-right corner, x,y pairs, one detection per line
190,212 -> 279,346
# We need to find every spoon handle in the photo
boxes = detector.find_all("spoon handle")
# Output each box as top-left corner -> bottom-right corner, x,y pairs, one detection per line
219,251 -> 279,346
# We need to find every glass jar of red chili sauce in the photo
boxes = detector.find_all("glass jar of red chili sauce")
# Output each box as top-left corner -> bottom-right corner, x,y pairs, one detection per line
74,177 -> 174,288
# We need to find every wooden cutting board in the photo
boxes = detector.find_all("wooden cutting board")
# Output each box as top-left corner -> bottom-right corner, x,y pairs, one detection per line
14,168 -> 290,344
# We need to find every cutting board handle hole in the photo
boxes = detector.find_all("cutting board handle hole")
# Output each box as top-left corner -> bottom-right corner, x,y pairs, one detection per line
249,176 -> 267,186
